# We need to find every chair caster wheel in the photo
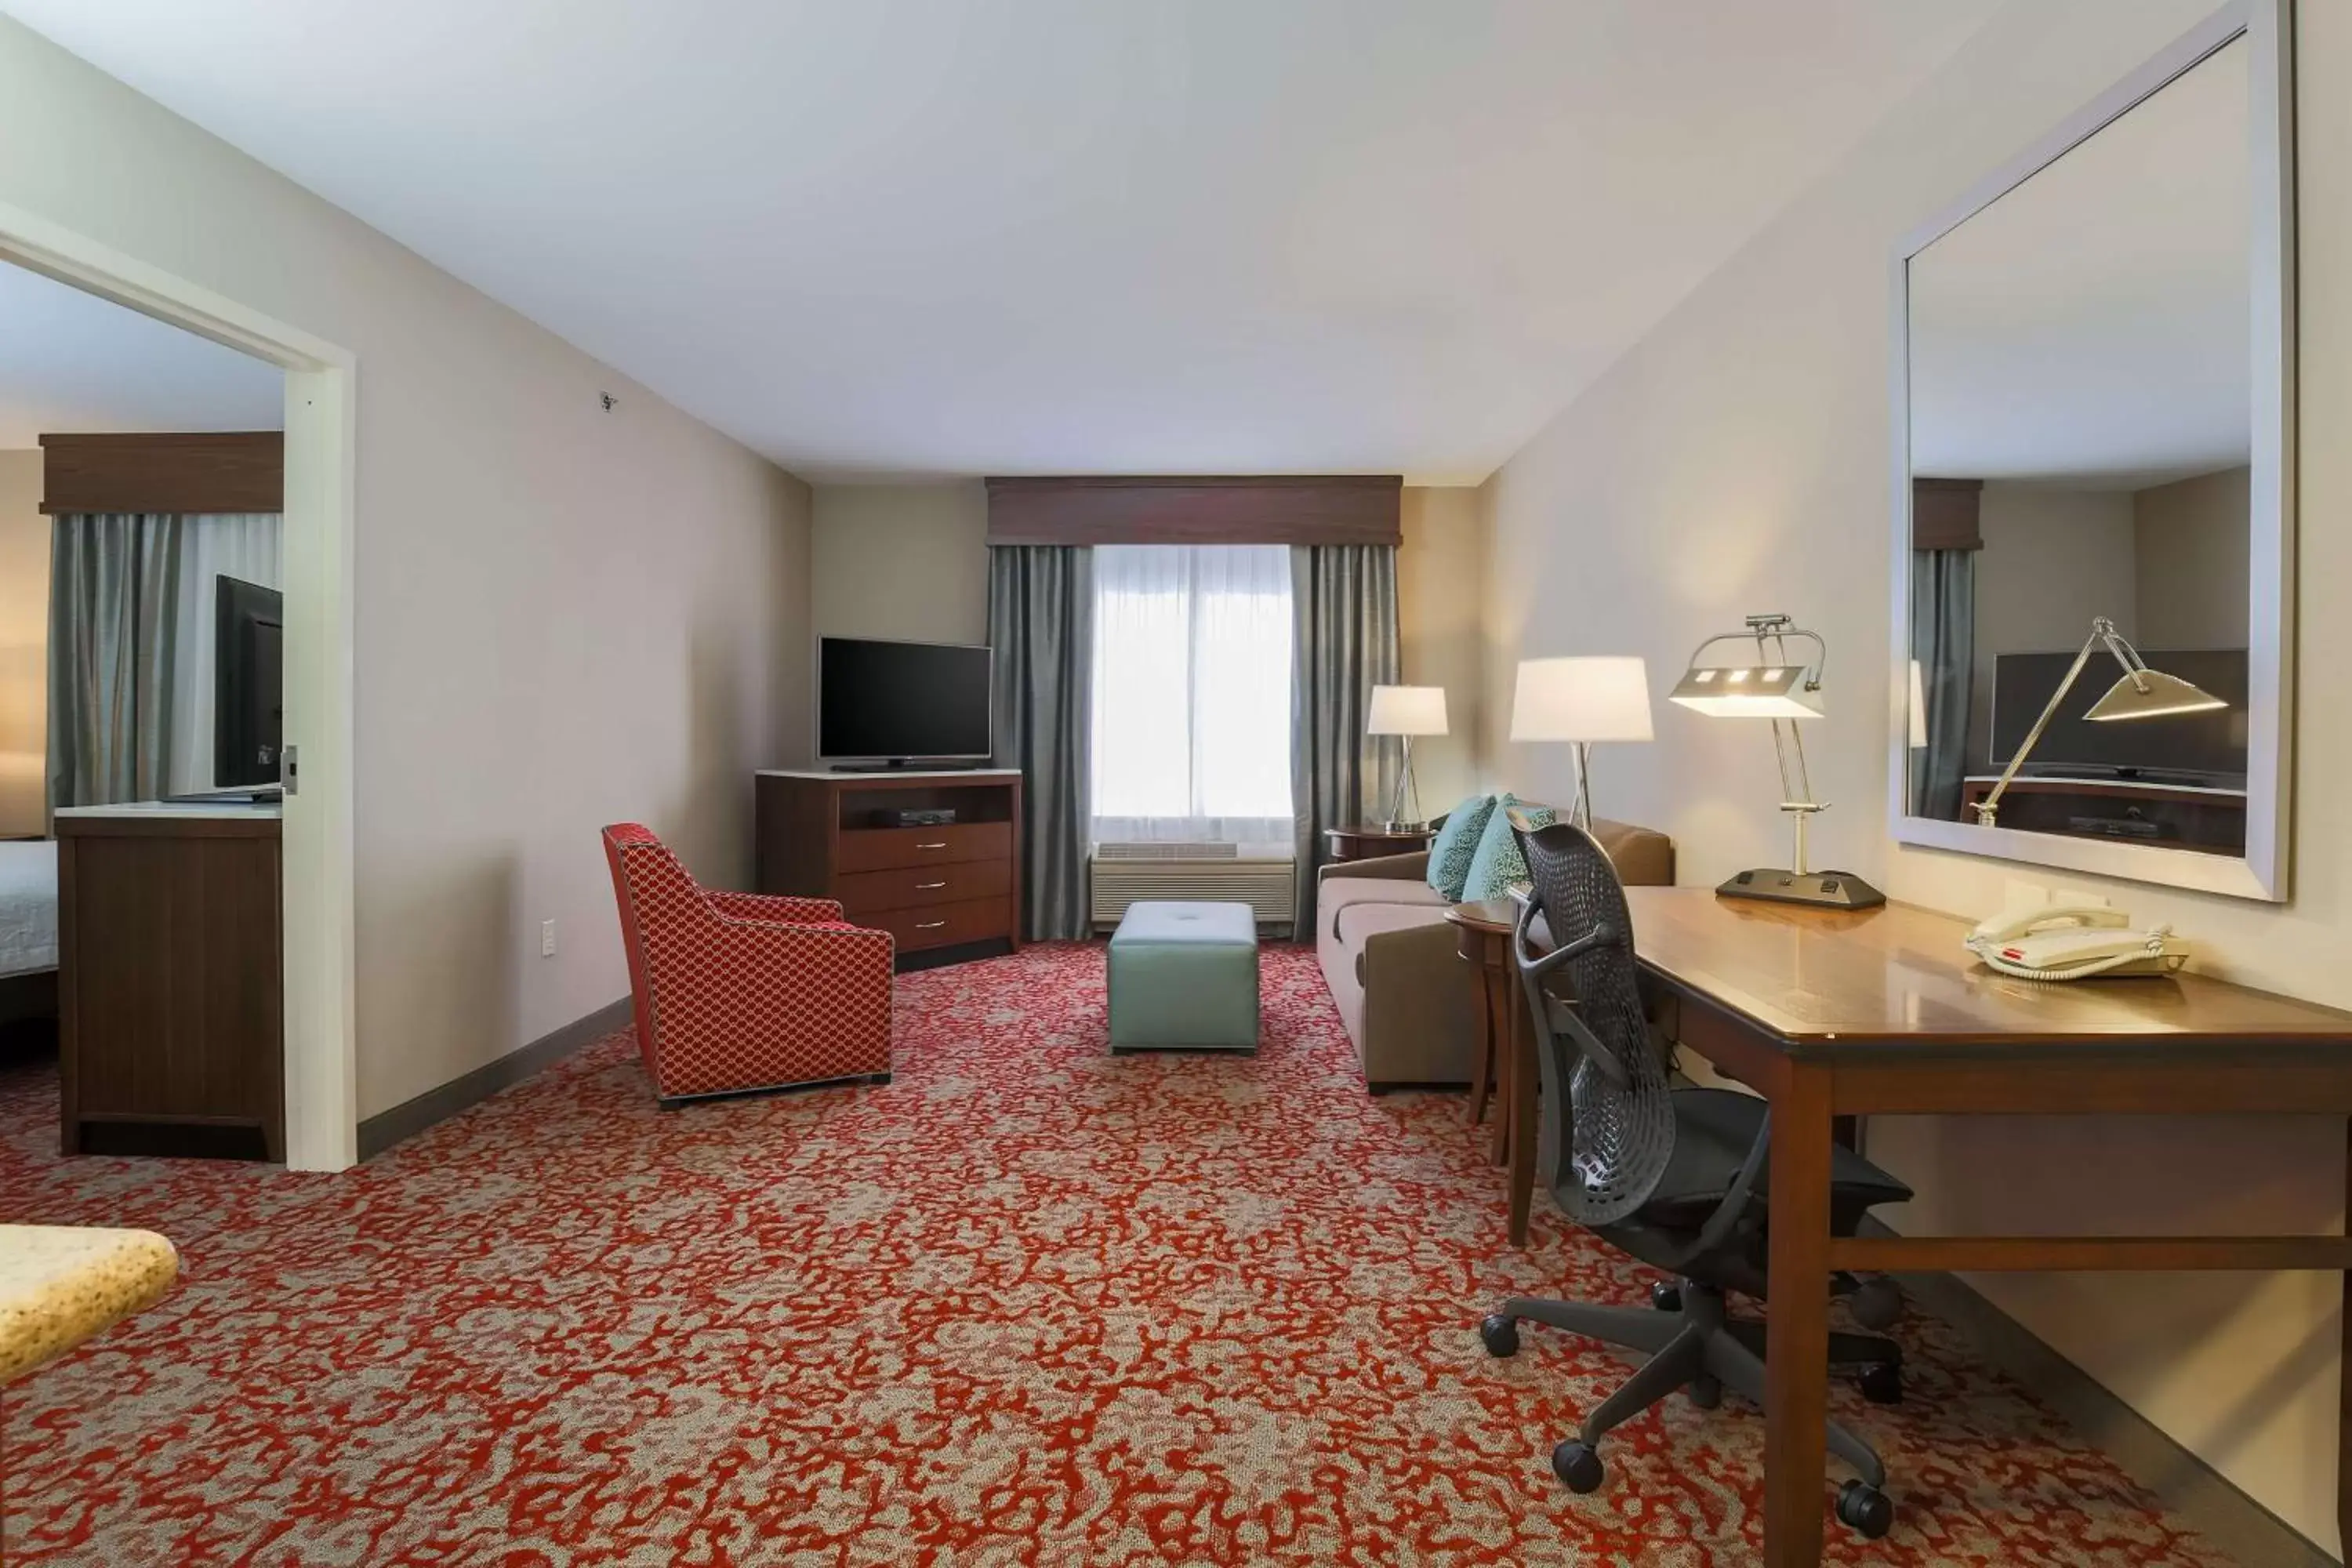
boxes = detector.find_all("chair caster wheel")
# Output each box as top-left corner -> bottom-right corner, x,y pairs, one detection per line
1850,1276 -> 1904,1331
1837,1479 -> 1894,1539
1687,1373 -> 1722,1409
1479,1314 -> 1520,1358
1857,1362 -> 1904,1405
1650,1280 -> 1682,1312
1552,1440 -> 1604,1494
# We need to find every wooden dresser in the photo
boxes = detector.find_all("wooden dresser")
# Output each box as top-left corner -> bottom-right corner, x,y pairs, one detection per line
53,802 -> 283,1161
755,769 -> 1023,967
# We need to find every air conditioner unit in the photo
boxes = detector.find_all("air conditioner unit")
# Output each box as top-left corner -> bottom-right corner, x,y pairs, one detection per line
1091,842 -> 1296,931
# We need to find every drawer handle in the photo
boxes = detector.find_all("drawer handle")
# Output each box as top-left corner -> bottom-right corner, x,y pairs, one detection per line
915,841 -> 948,850
916,920 -> 948,930
916,881 -> 948,891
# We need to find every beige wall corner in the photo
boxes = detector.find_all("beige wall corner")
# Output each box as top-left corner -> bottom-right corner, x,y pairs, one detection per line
0,448 -> 44,836
810,482 -> 990,645
1396,486 -> 1486,811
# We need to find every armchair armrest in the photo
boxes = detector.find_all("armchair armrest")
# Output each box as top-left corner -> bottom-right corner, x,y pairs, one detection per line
708,891 -> 845,925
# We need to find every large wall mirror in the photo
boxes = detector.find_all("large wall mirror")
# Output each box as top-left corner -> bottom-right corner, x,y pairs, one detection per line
1891,0 -> 2294,901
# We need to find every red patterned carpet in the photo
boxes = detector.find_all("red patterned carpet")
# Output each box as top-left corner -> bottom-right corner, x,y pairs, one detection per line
0,945 -> 2229,1566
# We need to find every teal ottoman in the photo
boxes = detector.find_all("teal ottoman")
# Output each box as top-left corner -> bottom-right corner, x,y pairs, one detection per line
1106,902 -> 1260,1053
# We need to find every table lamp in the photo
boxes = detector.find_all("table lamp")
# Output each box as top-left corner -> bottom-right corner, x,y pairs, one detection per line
1668,612 -> 1883,909
1973,615 -> 2226,826
1508,656 -> 1653,832
1367,684 -> 1448,832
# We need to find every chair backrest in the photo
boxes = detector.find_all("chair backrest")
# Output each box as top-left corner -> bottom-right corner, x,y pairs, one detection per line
1513,816 -> 1676,1228
601,822 -> 710,1074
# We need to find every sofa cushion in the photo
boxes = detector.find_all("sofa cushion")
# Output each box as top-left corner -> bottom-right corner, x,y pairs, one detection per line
1461,795 -> 1559,901
1424,793 -> 1496,901
1331,887 -> 1454,949
1319,876 -> 1450,941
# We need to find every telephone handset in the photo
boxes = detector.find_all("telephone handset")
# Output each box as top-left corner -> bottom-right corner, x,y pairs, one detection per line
1963,903 -> 2189,982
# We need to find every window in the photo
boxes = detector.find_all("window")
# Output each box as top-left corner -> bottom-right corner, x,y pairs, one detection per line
1091,544 -> 1293,844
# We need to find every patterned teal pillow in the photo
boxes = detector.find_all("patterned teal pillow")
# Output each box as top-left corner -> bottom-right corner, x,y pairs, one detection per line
1424,793 -> 1497,901
1460,796 -> 1559,902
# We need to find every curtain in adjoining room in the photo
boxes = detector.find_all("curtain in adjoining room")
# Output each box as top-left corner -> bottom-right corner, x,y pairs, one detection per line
989,544 -> 1095,941
167,513 -> 283,797
1289,543 -> 1400,928
1910,548 -> 1976,822
47,512 -> 187,811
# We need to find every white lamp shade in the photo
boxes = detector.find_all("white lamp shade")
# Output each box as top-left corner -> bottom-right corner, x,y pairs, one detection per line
1907,659 -> 1929,749
1510,656 -> 1654,743
1367,684 -> 1449,736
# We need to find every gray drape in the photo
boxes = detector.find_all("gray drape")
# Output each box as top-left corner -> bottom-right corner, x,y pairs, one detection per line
1289,544 -> 1400,931
1910,548 -> 1976,822
989,545 -> 1094,941
48,513 -> 186,813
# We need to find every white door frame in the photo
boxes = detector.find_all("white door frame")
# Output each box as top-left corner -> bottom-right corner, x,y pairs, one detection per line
0,202 -> 359,1171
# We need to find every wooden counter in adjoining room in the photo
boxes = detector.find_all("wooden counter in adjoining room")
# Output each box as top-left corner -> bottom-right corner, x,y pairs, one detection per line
51,802 -> 283,1161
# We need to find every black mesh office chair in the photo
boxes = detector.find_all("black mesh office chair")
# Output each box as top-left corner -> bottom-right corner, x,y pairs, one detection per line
1476,818 -> 1912,1539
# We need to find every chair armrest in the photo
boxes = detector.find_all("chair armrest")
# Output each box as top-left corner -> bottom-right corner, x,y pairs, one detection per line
708,891 -> 844,924
1319,849 -> 1431,884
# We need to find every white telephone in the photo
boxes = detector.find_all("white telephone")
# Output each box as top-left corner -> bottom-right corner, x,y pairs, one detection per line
1963,903 -> 2189,982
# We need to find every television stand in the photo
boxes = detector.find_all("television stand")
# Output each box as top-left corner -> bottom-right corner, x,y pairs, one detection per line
755,768 -> 1024,969
1957,773 -> 2247,856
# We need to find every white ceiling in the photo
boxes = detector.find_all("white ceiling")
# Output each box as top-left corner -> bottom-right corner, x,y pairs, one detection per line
1908,35 -> 2250,490
0,261 -> 283,449
4,0 -> 1998,483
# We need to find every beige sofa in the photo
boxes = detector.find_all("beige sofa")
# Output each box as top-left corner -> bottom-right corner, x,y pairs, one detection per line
1314,815 -> 1675,1090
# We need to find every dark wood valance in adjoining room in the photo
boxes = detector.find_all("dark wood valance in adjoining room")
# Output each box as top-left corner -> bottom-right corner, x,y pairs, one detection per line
39,431 -> 285,516
984,474 -> 1403,547
1911,476 -> 1982,552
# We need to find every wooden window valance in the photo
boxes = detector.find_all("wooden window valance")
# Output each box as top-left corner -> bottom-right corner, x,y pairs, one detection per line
1911,477 -> 1983,552
985,475 -> 1402,547
39,432 -> 284,516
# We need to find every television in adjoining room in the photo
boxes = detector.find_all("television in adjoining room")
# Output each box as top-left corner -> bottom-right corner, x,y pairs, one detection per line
818,636 -> 993,767
214,575 -> 284,789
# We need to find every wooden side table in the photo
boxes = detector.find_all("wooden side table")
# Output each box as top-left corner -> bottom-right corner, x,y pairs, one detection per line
1445,897 -> 1537,1247
1323,825 -> 1436,863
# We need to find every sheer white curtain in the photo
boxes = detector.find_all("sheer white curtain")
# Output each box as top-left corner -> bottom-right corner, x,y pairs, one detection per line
167,514 -> 282,795
1091,544 -> 1294,844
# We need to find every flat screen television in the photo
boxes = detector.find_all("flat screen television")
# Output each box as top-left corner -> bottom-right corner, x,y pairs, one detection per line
214,575 -> 284,789
818,636 -> 993,766
1989,646 -> 2249,786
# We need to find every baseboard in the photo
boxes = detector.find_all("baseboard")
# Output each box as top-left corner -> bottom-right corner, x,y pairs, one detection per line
357,998 -> 631,1161
1863,1217 -> 2337,1567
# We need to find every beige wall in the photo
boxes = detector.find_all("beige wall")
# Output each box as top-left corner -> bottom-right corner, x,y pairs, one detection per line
810,483 -> 989,645
807,481 -> 1488,807
1478,0 -> 2349,1549
0,18 -> 815,1119
1969,482 -> 2138,763
0,449 -> 42,836
2136,465 -> 2252,648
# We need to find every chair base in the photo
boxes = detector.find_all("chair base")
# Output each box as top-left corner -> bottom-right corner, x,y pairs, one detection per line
656,1070 -> 891,1110
1481,1279 -> 1900,1538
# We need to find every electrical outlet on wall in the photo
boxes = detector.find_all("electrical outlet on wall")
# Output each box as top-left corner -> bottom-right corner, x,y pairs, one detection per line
540,919 -> 557,957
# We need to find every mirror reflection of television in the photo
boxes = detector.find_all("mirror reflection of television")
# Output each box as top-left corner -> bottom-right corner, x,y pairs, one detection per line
1990,648 -> 2249,786
818,637 -> 993,766
214,575 -> 284,789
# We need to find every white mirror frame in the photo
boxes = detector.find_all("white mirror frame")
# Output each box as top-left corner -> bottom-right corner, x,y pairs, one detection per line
1888,0 -> 2295,902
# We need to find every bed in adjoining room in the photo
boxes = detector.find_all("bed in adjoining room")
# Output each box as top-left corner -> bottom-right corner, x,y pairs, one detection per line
0,840 -> 60,1041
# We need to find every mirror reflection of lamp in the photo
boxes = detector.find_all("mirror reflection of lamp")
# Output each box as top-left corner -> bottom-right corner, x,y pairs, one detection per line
1971,616 -> 2229,826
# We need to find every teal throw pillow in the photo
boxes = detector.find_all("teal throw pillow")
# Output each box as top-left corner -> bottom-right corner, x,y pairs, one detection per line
1461,796 -> 1560,902
1423,793 -> 1497,901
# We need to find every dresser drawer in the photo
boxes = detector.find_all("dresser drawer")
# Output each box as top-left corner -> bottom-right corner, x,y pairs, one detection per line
837,821 -> 1011,873
868,896 -> 1014,952
838,859 -> 1012,915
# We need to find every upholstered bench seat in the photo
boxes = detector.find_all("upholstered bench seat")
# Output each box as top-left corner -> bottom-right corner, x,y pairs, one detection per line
1106,901 -> 1260,1053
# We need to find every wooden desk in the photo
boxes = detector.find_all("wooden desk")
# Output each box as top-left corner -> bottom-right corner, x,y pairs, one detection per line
1620,887 -> 2352,1566
1446,898 -> 1537,1245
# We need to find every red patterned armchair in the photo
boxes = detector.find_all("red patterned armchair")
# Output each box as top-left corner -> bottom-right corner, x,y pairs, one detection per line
601,822 -> 895,1103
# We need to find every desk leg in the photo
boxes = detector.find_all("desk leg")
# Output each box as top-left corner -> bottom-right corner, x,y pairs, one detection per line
1763,1065 -> 1833,1567
1506,976 -> 1537,1247
1485,964 -> 1512,1167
